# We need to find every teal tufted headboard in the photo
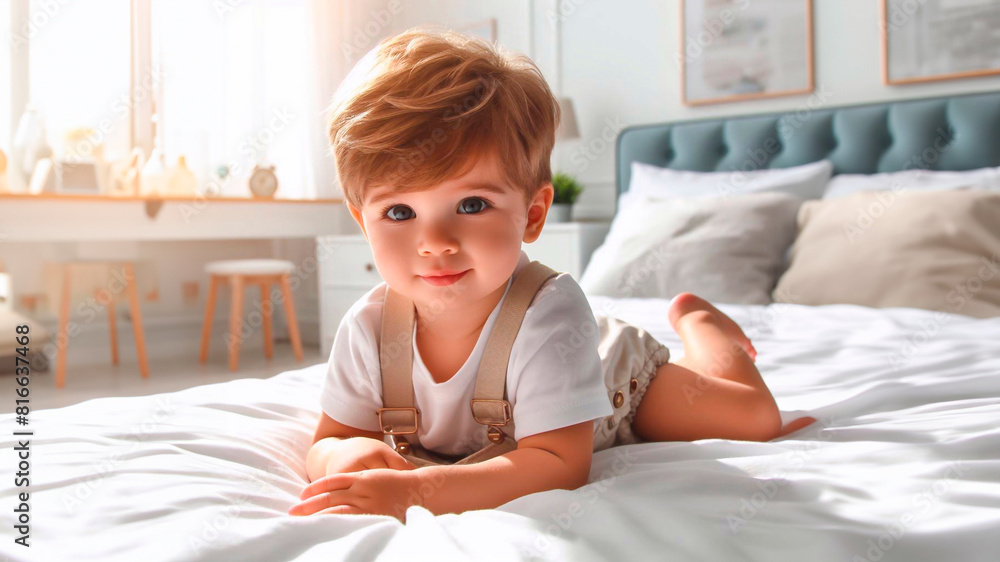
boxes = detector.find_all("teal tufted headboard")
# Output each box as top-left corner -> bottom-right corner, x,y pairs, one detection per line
616,90 -> 1000,197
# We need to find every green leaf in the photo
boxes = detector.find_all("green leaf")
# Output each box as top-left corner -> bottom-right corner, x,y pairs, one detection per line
551,171 -> 583,204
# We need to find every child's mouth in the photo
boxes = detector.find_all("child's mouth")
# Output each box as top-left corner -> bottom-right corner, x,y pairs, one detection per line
419,269 -> 470,286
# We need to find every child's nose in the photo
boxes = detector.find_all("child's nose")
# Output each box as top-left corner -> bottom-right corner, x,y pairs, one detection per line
417,223 -> 460,256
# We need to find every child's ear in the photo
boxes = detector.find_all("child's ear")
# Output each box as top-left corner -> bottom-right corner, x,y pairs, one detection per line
346,202 -> 369,240
523,182 -> 554,244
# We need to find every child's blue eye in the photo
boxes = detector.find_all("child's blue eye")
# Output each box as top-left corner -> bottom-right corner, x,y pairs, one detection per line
381,204 -> 414,221
458,197 -> 492,214
380,197 -> 492,222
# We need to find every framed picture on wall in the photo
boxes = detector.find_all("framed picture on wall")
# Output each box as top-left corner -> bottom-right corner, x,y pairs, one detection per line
680,0 -> 814,106
881,0 -> 1000,85
456,18 -> 497,43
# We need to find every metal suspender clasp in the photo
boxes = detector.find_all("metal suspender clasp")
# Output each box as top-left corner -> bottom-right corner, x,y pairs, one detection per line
470,399 -> 512,443
486,426 -> 505,444
377,407 -> 419,435
470,399 -> 512,426
388,435 -> 412,454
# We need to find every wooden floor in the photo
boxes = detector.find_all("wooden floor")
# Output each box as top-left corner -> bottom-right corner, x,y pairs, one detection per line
0,342 -> 324,412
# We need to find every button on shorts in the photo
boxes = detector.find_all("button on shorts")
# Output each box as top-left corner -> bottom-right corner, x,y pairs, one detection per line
592,315 -> 672,452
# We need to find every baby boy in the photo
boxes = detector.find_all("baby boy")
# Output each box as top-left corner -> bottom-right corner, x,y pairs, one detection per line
288,27 -> 814,522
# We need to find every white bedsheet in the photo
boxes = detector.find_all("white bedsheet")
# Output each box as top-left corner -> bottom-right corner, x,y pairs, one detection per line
2,297 -> 999,562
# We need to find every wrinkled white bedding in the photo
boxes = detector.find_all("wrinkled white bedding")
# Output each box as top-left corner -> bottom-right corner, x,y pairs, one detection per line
2,297 -> 998,562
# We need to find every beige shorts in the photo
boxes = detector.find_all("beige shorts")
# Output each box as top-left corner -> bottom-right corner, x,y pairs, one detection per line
592,315 -> 672,452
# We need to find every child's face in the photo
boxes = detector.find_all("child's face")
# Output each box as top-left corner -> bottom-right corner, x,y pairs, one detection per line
347,150 -> 553,311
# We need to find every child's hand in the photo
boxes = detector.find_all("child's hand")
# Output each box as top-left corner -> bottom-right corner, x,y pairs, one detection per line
324,436 -> 417,475
288,468 -> 422,521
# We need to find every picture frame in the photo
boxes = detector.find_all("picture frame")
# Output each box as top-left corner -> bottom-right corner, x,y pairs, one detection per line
55,160 -> 103,194
880,0 -> 1000,85
456,18 -> 497,43
680,0 -> 814,106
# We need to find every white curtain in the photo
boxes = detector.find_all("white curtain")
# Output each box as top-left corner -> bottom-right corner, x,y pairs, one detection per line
304,0 -> 346,200
305,0 -> 403,200
147,0 -> 403,200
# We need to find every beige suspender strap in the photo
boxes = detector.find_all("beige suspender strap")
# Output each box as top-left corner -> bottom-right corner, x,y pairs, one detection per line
376,261 -> 560,450
470,261 -> 558,433
377,286 -> 419,436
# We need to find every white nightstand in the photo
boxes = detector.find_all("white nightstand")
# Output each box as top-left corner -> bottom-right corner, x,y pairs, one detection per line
316,220 -> 610,358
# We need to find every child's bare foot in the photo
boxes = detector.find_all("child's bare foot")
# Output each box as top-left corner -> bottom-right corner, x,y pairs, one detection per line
668,292 -> 757,362
777,416 -> 818,437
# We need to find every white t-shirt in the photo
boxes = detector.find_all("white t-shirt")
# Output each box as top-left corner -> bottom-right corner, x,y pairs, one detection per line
319,249 -> 614,457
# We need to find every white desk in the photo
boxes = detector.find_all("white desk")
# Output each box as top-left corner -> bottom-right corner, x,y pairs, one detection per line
0,193 -> 345,241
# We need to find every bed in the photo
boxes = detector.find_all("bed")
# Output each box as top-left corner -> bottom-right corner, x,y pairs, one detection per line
3,91 -> 1000,562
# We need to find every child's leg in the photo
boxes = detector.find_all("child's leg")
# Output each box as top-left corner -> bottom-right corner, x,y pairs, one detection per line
631,293 -> 815,442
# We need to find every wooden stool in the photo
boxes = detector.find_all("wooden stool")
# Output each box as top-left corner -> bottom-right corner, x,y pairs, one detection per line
54,261 -> 150,388
199,259 -> 303,371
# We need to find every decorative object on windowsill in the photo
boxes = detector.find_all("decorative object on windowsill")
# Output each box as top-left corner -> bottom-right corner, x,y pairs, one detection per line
140,143 -> 168,196
10,105 -> 51,193
140,103 -> 169,196
549,172 -> 583,224
54,160 -> 102,194
60,162 -> 100,193
108,147 -> 145,197
249,164 -> 279,199
57,128 -> 106,194
28,158 -> 55,194
204,165 -> 230,198
166,155 -> 198,196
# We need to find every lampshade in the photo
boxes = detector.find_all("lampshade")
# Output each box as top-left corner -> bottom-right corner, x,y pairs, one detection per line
556,97 -> 581,141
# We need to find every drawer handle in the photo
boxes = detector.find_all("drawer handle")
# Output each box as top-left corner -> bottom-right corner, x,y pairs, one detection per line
365,263 -> 374,272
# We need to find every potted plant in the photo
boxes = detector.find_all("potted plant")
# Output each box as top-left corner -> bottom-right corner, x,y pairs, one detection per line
549,172 -> 583,223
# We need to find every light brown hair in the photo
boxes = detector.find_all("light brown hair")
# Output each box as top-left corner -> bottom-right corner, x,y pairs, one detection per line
327,27 -> 560,210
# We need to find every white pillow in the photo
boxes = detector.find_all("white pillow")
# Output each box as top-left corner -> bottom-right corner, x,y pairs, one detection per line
628,159 -> 833,201
581,192 -> 804,305
823,166 -> 1000,199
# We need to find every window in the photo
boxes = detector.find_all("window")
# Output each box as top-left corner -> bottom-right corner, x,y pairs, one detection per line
6,0 -> 315,198
28,0 -> 131,163
151,0 -> 312,197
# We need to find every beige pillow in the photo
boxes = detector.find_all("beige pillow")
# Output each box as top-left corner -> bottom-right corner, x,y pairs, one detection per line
773,190 -> 1000,318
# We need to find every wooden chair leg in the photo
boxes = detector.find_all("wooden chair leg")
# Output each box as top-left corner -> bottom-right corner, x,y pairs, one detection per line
228,275 -> 245,371
124,263 -> 149,379
56,266 -> 72,389
200,275 -> 220,363
105,290 -> 119,366
260,282 -> 273,359
279,273 -> 303,362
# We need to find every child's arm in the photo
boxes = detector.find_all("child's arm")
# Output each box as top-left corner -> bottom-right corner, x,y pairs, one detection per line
410,420 -> 594,515
306,438 -> 348,482
306,413 -> 410,482
307,437 -> 415,481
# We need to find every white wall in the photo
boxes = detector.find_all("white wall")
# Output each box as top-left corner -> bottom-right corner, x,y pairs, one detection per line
393,0 -> 1000,219
11,0 -> 1000,368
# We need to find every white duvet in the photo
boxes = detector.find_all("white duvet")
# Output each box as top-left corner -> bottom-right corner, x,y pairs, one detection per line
2,297 -> 999,562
